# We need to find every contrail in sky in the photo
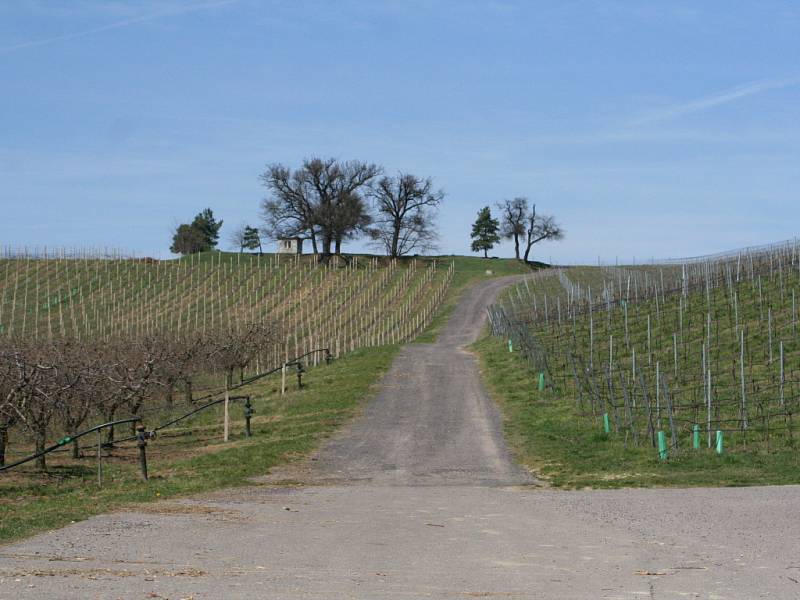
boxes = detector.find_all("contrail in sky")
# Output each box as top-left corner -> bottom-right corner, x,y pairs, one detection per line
628,76 -> 800,126
0,0 -> 238,55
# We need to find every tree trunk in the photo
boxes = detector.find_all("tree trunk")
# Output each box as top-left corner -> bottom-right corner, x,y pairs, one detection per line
35,426 -> 47,472
334,238 -> 342,255
105,408 -> 116,444
0,424 -> 8,467
310,230 -> 319,254
72,438 -> 80,459
185,379 -> 194,403
523,243 -> 532,263
483,248 -> 488,258
513,234 -> 520,260
391,220 -> 401,257
321,235 -> 332,255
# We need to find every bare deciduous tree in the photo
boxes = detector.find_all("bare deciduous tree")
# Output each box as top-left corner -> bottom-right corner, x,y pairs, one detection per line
97,337 -> 159,444
55,341 -> 103,458
229,224 -> 248,253
496,197 -> 564,262
0,345 -> 20,466
260,164 -> 320,253
497,197 -> 528,260
370,174 -> 443,257
0,319 -> 279,471
522,203 -> 564,263
3,339 -> 86,470
261,158 -> 381,255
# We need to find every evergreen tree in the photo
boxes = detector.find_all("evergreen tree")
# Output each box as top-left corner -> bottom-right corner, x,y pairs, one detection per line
191,208 -> 223,249
470,206 -> 500,258
170,223 -> 209,255
242,226 -> 262,254
170,208 -> 224,255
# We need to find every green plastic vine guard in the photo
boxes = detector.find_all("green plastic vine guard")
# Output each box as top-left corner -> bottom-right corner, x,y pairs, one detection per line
657,431 -> 668,461
508,339 -> 513,352
602,413 -> 610,434
715,430 -> 724,455
692,424 -> 700,449
537,373 -> 545,391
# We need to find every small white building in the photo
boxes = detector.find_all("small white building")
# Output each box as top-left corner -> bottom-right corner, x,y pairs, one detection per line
277,237 -> 303,254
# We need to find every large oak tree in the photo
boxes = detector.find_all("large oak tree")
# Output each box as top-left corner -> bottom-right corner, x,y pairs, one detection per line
261,158 -> 381,255
370,173 -> 444,257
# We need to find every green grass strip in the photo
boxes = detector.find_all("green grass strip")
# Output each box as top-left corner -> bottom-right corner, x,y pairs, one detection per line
474,335 -> 800,489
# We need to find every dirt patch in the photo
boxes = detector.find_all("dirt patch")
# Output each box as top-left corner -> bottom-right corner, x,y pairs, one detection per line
0,567 -> 207,578
119,502 -> 236,516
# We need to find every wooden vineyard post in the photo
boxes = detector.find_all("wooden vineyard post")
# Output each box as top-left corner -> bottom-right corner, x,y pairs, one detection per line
740,329 -> 748,430
706,367 -> 712,449
780,341 -> 785,407
588,298 -> 594,371
768,308 -> 773,364
224,372 -> 231,442
282,340 -> 289,395
136,424 -> 149,481
655,362 -> 661,431
608,334 -> 613,373
639,371 -> 656,447
673,332 -> 678,378
97,428 -> 103,486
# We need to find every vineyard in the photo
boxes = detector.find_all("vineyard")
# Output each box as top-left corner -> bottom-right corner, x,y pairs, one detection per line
489,239 -> 800,461
0,250 -> 454,472
0,250 -> 452,357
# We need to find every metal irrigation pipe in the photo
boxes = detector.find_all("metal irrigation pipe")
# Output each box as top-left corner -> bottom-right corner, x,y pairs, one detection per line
139,348 -> 332,437
239,347 -> 331,386
13,348 -> 335,456
0,417 -> 141,473
153,395 -> 251,434
109,395 -> 240,445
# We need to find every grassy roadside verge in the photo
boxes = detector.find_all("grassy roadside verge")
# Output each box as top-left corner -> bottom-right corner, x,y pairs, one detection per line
0,345 -> 398,544
415,256 -> 534,343
474,335 -> 800,488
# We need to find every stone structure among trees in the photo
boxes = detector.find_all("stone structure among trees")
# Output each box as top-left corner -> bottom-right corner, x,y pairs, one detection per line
276,237 -> 303,254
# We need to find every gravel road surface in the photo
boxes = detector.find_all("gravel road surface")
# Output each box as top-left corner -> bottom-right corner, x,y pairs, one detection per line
1,275 -> 799,599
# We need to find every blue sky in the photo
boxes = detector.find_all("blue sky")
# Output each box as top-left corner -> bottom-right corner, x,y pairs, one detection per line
1,1 -> 799,263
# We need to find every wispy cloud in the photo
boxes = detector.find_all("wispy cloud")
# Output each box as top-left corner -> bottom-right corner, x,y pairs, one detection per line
627,76 -> 800,126
0,0 -> 237,55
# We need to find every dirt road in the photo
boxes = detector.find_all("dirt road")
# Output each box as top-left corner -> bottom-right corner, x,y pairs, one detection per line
1,276 -> 799,599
